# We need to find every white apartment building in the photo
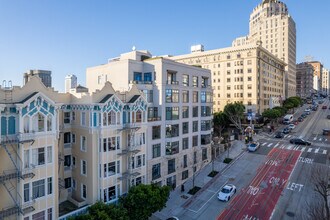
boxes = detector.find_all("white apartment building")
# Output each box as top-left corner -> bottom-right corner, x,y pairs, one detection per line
322,68 -> 329,95
170,43 -> 286,114
86,50 -> 213,189
65,75 -> 77,93
0,77 -> 63,220
0,76 -> 149,220
233,0 -> 296,98
0,49 -> 213,220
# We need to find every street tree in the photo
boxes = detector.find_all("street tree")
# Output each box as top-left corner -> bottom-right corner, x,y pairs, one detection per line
272,106 -> 287,116
291,96 -> 303,105
213,111 -> 230,137
223,102 -> 245,135
72,202 -> 129,220
262,109 -> 282,125
283,100 -> 294,112
120,184 -> 171,220
301,164 -> 330,220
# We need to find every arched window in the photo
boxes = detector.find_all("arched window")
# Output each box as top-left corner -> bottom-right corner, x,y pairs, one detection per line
110,111 -> 116,125
33,113 -> 45,132
24,116 -> 30,133
136,111 -> 142,123
38,113 -> 45,132
103,112 -> 107,126
131,112 -> 135,124
116,112 -> 120,124
108,111 -> 116,125
47,115 -> 52,131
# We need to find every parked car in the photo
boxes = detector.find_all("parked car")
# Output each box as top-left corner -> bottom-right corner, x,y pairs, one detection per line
322,105 -> 327,109
282,127 -> 290,134
301,113 -> 307,118
292,120 -> 299,125
167,217 -> 179,220
323,128 -> 330,135
288,124 -> 296,130
298,117 -> 304,122
218,184 -> 236,202
290,138 -> 311,145
275,132 -> 284,138
247,142 -> 260,152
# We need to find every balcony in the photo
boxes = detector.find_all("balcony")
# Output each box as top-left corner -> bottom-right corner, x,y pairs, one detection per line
0,133 -> 35,145
166,80 -> 179,85
147,116 -> 161,122
201,85 -> 212,89
117,169 -> 141,180
120,123 -> 141,131
129,80 -> 153,85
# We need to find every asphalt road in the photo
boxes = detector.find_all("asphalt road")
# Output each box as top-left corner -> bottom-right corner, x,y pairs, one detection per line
216,99 -> 330,220
160,99 -> 330,220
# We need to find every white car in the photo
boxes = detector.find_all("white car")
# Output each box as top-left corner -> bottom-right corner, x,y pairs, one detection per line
247,142 -> 260,152
288,124 -> 295,130
218,184 -> 236,202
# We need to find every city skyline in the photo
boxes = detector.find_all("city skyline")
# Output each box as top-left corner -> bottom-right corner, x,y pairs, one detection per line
1,0 -> 329,91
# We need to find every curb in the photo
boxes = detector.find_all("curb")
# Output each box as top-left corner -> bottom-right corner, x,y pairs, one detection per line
182,149 -> 247,209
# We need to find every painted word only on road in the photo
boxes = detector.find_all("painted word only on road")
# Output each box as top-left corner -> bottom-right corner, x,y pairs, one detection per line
269,177 -> 287,187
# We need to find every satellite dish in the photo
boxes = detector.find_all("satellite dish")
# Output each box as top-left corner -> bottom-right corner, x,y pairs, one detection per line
132,46 -> 136,51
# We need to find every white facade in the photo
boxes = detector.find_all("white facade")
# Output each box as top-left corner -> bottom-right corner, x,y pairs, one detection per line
313,75 -> 319,91
232,0 -> 296,98
65,74 -> 77,93
322,68 -> 329,95
86,50 -> 213,188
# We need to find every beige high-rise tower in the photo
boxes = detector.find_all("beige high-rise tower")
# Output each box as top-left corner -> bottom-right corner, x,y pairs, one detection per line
233,0 -> 296,98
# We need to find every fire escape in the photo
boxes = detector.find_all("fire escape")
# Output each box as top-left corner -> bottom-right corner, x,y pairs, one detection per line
117,119 -> 141,188
0,135 -> 36,219
0,84 -> 36,219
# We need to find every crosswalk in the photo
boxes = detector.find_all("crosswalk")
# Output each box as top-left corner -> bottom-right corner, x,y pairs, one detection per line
260,141 -> 328,155
269,133 -> 329,143
308,135 -> 328,143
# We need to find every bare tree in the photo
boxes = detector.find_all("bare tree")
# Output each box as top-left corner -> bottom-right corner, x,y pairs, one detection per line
302,164 -> 329,220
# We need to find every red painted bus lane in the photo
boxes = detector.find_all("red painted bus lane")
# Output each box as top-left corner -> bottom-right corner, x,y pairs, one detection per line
217,148 -> 301,220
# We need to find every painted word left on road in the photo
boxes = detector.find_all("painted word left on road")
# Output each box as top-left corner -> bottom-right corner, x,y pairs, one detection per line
286,182 -> 304,192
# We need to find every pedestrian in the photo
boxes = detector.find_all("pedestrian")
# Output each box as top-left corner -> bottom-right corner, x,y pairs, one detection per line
181,184 -> 185,192
172,183 -> 175,191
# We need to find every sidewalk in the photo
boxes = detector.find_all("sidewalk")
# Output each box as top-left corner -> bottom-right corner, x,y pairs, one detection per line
152,140 -> 247,220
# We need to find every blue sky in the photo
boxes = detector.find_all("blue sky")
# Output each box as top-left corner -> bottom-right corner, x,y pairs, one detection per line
0,0 -> 329,92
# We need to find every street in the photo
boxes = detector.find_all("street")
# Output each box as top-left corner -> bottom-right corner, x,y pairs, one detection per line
155,99 -> 330,220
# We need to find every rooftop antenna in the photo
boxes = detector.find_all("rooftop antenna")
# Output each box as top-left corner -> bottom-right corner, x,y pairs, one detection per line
304,55 -> 314,62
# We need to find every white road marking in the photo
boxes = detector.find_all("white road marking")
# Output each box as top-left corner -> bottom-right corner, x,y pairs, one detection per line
267,143 -> 273,147
287,135 -> 292,138
262,143 -> 267,146
315,148 -> 320,154
293,146 -> 300,151
287,145 -> 293,150
319,138 -> 322,141
300,147 -> 306,152
280,145 -> 286,149
325,139 -> 328,142
187,181 -> 229,213
284,135 -> 288,138
307,148 -> 313,153
313,137 -> 317,141
274,143 -> 279,148
322,150 -> 327,154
